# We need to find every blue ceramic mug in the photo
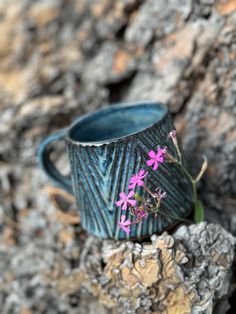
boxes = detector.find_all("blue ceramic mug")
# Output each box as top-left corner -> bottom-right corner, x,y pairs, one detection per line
37,102 -> 193,240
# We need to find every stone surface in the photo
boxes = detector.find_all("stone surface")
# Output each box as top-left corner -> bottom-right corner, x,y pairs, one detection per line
57,222 -> 235,314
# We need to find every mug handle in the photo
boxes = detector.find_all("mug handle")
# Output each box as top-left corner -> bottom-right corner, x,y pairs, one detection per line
37,130 -> 73,194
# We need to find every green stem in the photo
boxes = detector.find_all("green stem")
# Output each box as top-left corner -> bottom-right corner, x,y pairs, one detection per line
173,158 -> 198,206
174,138 -> 182,164
167,153 -> 200,223
192,181 -> 198,204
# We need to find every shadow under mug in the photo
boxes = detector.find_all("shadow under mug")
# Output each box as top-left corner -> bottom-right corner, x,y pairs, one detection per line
37,102 -> 193,240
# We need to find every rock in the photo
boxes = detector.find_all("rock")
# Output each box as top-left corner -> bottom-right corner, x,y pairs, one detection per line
73,222 -> 235,314
125,0 -> 192,47
82,43 -> 138,84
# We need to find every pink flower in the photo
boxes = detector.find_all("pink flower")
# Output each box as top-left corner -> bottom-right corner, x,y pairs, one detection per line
128,169 -> 148,189
116,190 -> 136,210
146,147 -> 166,170
131,206 -> 148,221
119,215 -> 131,234
168,130 -> 177,139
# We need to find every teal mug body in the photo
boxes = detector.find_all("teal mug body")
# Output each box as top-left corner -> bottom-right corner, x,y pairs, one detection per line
37,102 -> 193,240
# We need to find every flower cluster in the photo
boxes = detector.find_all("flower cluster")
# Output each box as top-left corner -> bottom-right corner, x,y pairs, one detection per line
116,147 -> 167,235
116,129 -> 207,235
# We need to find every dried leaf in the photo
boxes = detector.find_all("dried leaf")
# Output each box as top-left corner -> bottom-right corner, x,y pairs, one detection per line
195,156 -> 208,182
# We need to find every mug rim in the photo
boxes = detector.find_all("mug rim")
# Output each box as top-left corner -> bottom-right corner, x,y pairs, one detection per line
65,101 -> 168,146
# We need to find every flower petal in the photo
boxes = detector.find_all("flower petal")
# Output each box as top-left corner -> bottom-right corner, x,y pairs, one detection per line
137,179 -> 144,186
138,169 -> 145,176
146,159 -> 154,166
119,216 -> 131,234
140,170 -> 148,179
119,192 -> 126,199
128,183 -> 136,189
123,219 -> 131,226
161,192 -> 166,198
128,190 -> 135,198
128,199 -> 137,206
148,150 -> 156,158
120,225 -> 130,234
157,156 -> 164,163
122,202 -> 128,210
157,147 -> 166,157
152,162 -> 158,170
120,215 -> 126,223
116,200 -> 123,207
129,176 -> 137,183
169,130 -> 176,139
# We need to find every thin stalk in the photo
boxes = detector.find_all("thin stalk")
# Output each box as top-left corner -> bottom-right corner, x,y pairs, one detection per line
173,137 -> 182,164
143,184 -> 155,198
170,155 -> 197,205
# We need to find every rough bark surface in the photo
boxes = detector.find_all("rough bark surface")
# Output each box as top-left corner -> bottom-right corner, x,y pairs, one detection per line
69,222 -> 235,314
0,0 -> 236,313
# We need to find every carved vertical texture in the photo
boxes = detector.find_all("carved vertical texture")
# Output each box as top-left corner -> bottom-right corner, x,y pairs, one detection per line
68,114 -> 194,240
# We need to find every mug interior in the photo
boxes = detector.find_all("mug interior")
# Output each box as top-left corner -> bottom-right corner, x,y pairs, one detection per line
68,102 -> 167,143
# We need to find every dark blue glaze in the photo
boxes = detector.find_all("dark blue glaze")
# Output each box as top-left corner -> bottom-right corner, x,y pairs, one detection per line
37,102 -> 193,240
